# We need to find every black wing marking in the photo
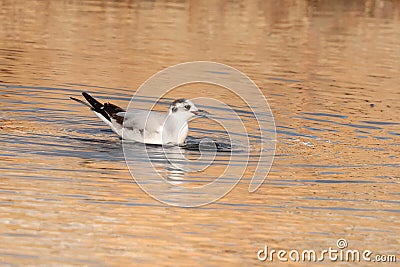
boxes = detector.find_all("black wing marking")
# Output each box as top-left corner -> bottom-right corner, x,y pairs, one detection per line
70,92 -> 126,124
103,102 -> 125,125
81,92 -> 111,121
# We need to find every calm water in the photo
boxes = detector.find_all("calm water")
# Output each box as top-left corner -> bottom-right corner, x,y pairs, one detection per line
1,0 -> 399,266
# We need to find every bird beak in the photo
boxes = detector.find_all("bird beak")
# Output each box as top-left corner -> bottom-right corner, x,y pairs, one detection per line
191,109 -> 209,117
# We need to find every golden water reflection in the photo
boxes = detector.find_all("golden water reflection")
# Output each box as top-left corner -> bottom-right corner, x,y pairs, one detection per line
0,0 -> 399,266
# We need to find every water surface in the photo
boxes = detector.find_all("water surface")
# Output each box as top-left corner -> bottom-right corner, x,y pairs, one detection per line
1,0 -> 399,266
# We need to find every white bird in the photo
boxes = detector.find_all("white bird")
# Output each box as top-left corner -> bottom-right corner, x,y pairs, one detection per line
70,92 -> 207,146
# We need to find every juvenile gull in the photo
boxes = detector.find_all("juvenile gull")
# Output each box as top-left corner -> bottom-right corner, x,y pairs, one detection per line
70,92 -> 207,146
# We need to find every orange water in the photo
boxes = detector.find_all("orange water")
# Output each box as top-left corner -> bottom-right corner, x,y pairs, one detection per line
0,0 -> 399,266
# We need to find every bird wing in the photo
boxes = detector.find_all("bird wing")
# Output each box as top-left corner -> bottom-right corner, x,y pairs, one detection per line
118,110 -> 165,133
71,92 -> 168,142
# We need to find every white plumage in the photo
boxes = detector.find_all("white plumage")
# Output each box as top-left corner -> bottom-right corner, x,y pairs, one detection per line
70,92 -> 206,146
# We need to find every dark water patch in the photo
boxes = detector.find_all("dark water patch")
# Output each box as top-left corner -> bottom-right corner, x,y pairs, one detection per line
371,163 -> 400,167
349,146 -> 385,151
0,84 -> 83,94
62,82 -> 127,92
290,164 -> 362,168
317,171 -> 346,175
387,131 -> 400,136
268,77 -> 301,83
276,129 -> 318,139
295,115 -> 390,131
300,179 -> 372,184
301,112 -> 348,119
360,120 -> 400,126
270,93 -> 286,97
302,197 -> 364,203
191,126 -> 262,141
341,123 -> 383,130
294,116 -> 337,124
0,233 -> 43,238
183,140 -> 232,152
373,136 -> 392,140
0,252 -> 40,259
303,126 -> 338,132
354,129 -> 371,134
276,125 -> 295,130
205,70 -> 230,75
298,206 -> 400,213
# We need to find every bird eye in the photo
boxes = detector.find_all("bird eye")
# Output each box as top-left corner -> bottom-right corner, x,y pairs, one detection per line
184,104 -> 191,110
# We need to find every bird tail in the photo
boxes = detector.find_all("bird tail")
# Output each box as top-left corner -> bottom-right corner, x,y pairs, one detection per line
70,92 -> 111,122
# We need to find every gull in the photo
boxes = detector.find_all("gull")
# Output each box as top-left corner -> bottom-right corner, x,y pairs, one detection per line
70,92 -> 207,146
